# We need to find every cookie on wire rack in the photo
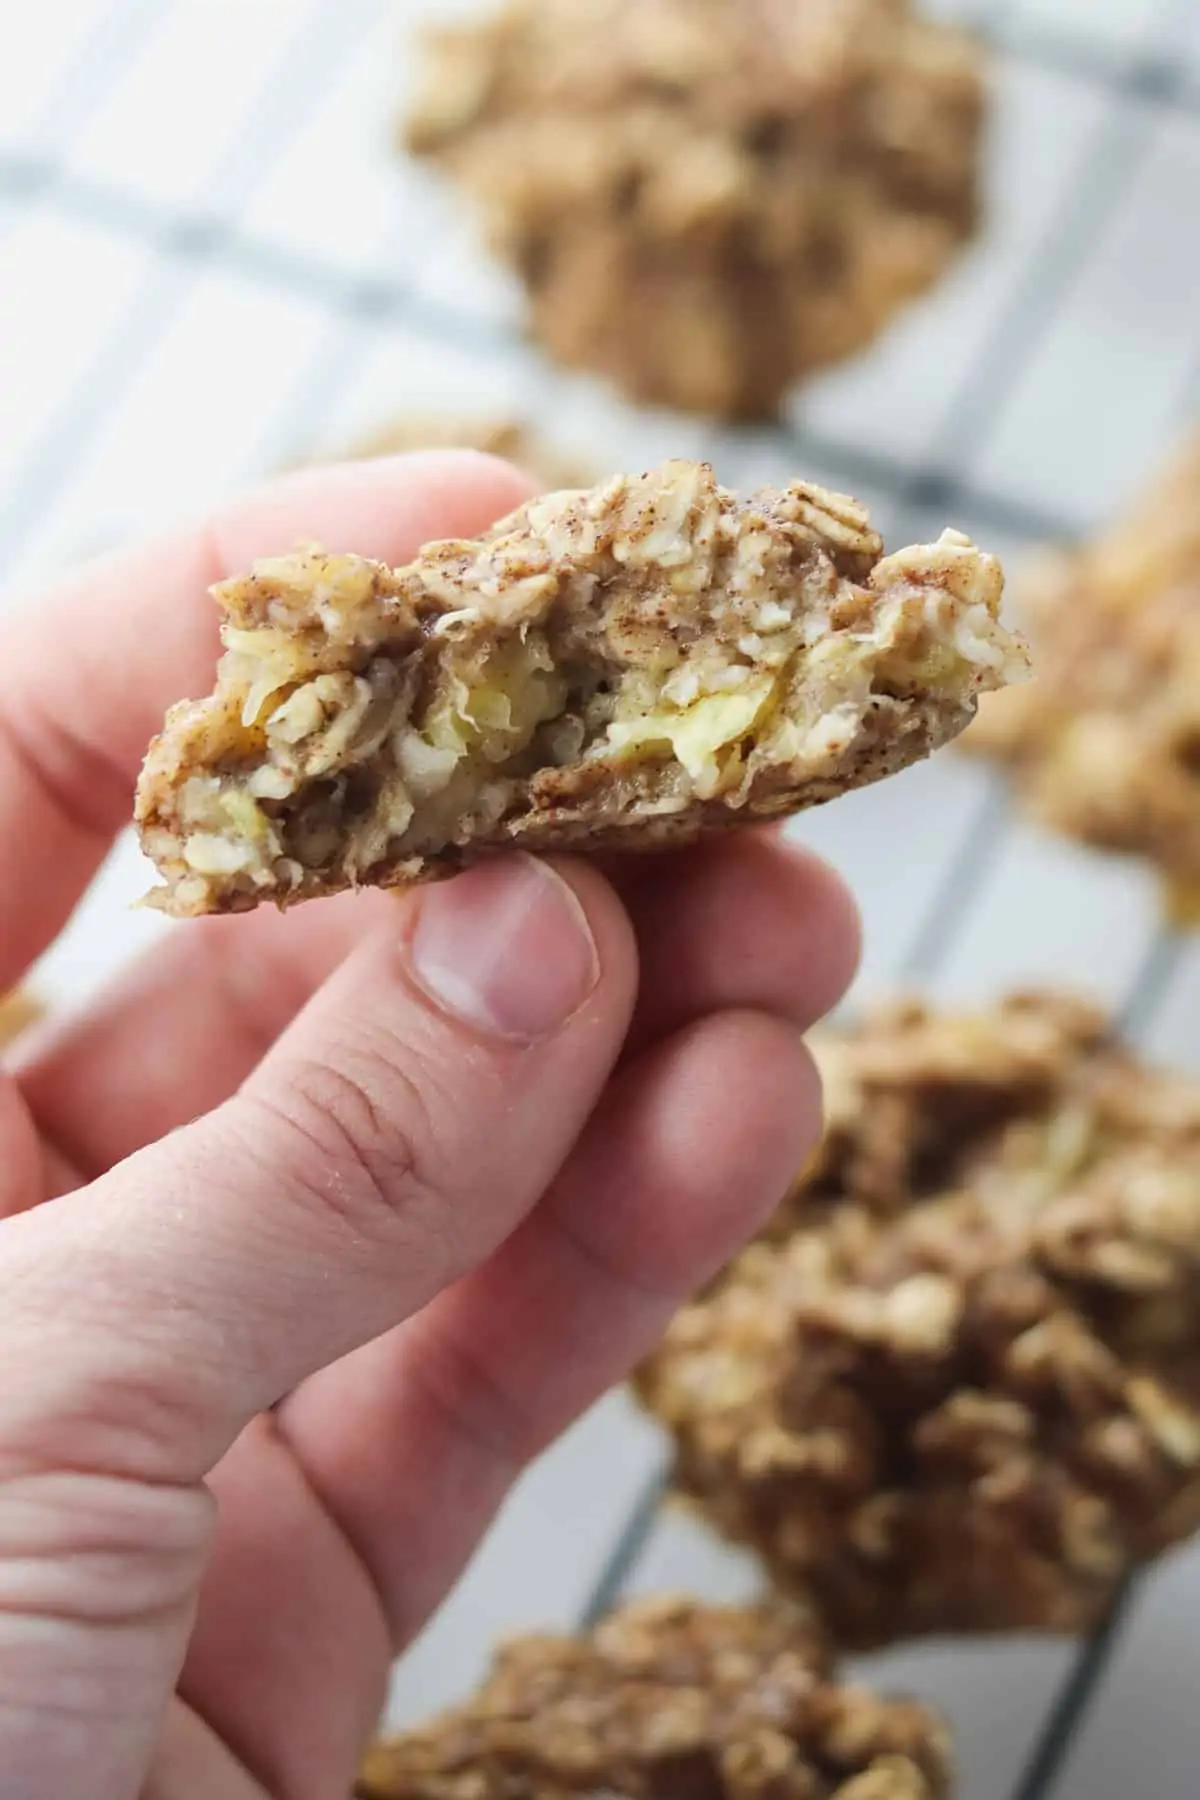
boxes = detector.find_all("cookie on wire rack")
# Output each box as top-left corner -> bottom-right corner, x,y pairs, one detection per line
357,1595 -> 952,1800
967,437 -> 1200,921
637,992 -> 1200,1648
134,461 -> 1026,916
403,0 -> 986,419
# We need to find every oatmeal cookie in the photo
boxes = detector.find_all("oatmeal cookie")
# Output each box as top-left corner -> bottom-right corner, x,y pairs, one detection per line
967,438 -> 1200,917
357,1595 -> 952,1800
135,461 -> 1026,917
346,414 -> 587,494
403,0 -> 985,419
0,989 -> 41,1048
637,992 -> 1200,1647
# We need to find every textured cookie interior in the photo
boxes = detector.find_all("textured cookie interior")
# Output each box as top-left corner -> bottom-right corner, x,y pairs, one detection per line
137,463 -> 1025,915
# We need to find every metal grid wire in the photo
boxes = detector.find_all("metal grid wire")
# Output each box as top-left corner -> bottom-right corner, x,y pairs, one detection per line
2,0 -> 1199,1794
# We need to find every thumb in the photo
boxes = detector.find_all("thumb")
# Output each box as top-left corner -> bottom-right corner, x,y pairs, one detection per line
0,854 -> 635,1798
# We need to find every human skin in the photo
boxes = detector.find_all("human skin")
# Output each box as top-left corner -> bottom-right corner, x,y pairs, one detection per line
0,451 -> 859,1800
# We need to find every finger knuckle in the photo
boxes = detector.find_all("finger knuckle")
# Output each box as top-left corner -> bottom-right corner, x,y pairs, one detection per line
0,1466 -> 213,1628
253,1042 -> 446,1247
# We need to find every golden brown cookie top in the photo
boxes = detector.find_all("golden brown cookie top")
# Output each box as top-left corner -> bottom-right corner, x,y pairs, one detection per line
403,0 -> 985,416
638,991 -> 1200,1647
357,1595 -> 951,1800
407,0 -> 981,234
796,989 -> 1199,1221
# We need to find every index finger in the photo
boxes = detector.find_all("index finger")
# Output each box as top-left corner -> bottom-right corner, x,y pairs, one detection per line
0,451 -> 532,992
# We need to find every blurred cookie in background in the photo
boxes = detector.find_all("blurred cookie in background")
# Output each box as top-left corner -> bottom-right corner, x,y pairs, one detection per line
346,413 -> 590,493
357,1594 -> 953,1800
638,991 -> 1200,1648
967,437 -> 1200,921
403,0 -> 987,420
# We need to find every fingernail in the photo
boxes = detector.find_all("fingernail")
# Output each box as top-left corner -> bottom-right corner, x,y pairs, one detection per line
410,855 -> 600,1043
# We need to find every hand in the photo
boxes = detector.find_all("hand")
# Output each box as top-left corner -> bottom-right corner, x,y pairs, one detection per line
0,452 -> 859,1800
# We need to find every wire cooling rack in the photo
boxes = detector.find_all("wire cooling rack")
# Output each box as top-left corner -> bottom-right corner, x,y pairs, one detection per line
3,2 -> 1200,1795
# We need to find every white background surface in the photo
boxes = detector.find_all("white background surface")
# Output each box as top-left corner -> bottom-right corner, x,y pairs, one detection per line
2,2 -> 1200,1795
